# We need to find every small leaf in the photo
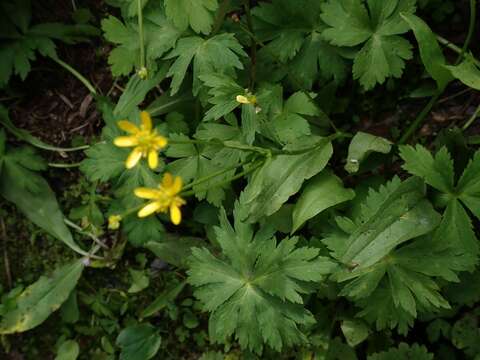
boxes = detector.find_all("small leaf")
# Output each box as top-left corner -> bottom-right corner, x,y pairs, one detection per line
400,13 -> 452,90
445,59 -> 480,91
128,269 -> 150,293
116,324 -> 161,360
0,259 -> 84,334
345,132 -> 392,174
55,340 -> 80,360
340,319 -> 370,347
292,170 -> 354,233
141,281 -> 186,318
145,236 -> 206,268
241,136 -> 333,222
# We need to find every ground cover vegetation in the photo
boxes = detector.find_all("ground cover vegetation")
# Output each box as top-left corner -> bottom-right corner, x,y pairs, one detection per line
1,0 -> 480,358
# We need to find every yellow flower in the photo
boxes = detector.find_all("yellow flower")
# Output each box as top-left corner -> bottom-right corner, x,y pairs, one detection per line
108,215 -> 122,230
134,173 -> 186,225
113,111 -> 168,169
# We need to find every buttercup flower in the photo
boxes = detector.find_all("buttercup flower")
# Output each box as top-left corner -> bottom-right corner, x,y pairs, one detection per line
134,173 -> 186,225
113,111 -> 168,169
108,215 -> 122,230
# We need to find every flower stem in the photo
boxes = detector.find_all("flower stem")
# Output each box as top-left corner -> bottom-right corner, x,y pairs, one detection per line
137,0 -> 146,70
181,158 -> 256,192
50,56 -> 97,95
181,160 -> 264,197
456,0 -> 477,65
169,138 -> 270,156
436,35 -> 480,67
48,162 -> 82,168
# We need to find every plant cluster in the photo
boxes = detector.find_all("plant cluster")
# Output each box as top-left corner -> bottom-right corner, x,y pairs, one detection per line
1,0 -> 480,359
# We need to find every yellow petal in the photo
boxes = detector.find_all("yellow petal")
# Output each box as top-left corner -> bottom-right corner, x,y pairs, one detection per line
154,135 -> 168,148
117,120 -> 139,134
138,201 -> 162,218
170,204 -> 182,225
134,187 -> 161,199
161,172 -> 174,188
172,176 -> 183,194
140,111 -> 152,131
125,147 -> 143,169
114,136 -> 139,147
148,150 -> 159,169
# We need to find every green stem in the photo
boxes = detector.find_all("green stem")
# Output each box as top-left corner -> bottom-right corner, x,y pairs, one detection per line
169,138 -> 270,156
456,0 -> 477,64
238,22 -> 340,133
243,0 -> 257,90
64,219 -> 108,250
181,160 -> 264,197
463,103 -> 480,131
211,0 -> 230,35
436,35 -> 480,67
50,56 -> 97,95
137,0 -> 146,70
182,158 -> 255,192
398,90 -> 443,144
48,162 -> 82,168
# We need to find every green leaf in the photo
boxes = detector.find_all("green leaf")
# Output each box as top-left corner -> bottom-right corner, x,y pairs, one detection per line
165,0 -> 218,35
166,133 -> 241,206
0,0 -> 97,86
0,259 -> 84,334
399,145 -> 454,193
252,1 -> 348,88
128,269 -> 150,293
367,343 -> 433,360
102,8 -> 181,76
451,313 -> 480,356
292,170 -> 354,233
145,236 -> 206,268
141,281 -> 186,318
60,290 -> 80,324
165,34 -> 247,94
188,203 -> 335,353
123,215 -> 165,247
116,324 -> 161,360
437,200 -> 478,271
445,59 -> 480,90
80,142 -> 127,183
321,0 -> 416,90
340,319 -> 370,347
457,150 -> 480,219
114,65 -> 169,118
241,136 -> 333,222
338,177 -> 441,269
345,132 -> 392,173
55,340 -> 80,360
200,73 -> 243,121
0,147 -> 86,255
400,13 -> 452,90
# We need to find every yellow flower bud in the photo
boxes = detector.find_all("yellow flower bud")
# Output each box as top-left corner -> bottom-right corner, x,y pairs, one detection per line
108,215 -> 122,230
138,67 -> 148,80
